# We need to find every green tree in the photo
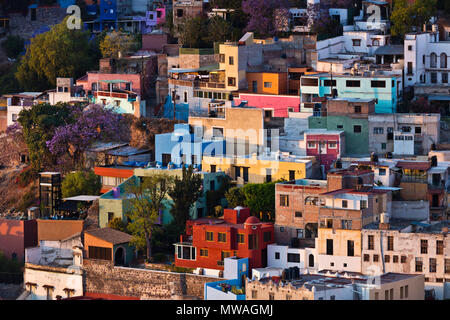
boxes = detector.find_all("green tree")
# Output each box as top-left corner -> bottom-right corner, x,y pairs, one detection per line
242,182 -> 275,221
61,171 -> 101,198
168,166 -> 204,231
17,103 -> 73,171
16,16 -> 96,91
107,217 -> 129,233
99,30 -> 137,59
204,16 -> 234,44
225,186 -> 245,208
177,16 -> 209,48
391,0 -> 437,38
125,174 -> 174,261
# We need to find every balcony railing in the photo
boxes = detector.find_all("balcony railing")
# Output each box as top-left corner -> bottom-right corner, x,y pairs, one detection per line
217,260 -> 224,266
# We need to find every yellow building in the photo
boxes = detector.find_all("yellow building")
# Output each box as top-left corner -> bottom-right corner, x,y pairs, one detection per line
201,154 -> 315,185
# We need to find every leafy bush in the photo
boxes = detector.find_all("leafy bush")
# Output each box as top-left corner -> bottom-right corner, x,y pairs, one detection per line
61,171 -> 101,198
107,217 -> 129,234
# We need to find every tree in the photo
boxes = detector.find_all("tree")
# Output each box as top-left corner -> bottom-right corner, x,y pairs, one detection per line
391,0 -> 437,38
242,182 -> 275,221
177,16 -> 209,48
61,171 -> 101,198
310,7 -> 343,40
18,103 -> 73,171
99,31 -> 138,59
225,186 -> 245,208
2,35 -> 24,58
126,174 -> 174,261
204,16 -> 234,44
16,17 -> 97,91
242,0 -> 290,37
46,104 -> 128,169
168,166 -> 204,231
108,217 -> 129,234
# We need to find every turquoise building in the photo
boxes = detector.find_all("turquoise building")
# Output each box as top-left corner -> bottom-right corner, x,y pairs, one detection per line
300,73 -> 401,113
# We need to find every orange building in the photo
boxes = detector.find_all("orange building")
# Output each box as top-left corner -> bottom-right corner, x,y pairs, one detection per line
174,207 -> 274,271
245,72 -> 288,95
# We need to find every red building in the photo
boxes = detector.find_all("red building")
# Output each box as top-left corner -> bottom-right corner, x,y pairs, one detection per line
0,218 -> 37,261
305,130 -> 345,172
174,207 -> 274,271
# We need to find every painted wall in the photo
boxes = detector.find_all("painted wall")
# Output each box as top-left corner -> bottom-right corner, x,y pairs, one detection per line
0,219 -> 37,261
234,93 -> 300,117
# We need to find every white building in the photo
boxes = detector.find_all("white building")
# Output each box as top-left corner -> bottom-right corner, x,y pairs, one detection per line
267,244 -> 318,273
22,233 -> 83,300
4,92 -> 41,127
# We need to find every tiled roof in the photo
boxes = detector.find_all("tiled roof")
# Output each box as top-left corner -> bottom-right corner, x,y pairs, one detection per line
396,161 -> 430,171
86,228 -> 132,245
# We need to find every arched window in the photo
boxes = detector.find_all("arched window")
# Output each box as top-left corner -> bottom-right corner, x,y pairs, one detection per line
440,53 -> 447,68
372,39 -> 379,46
430,52 -> 437,68
309,254 -> 315,267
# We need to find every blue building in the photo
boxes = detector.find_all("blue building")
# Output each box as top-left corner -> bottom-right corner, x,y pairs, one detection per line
155,123 -> 225,167
204,257 -> 248,300
300,72 -> 402,114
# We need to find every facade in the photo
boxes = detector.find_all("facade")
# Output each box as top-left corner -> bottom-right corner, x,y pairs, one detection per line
246,272 -> 424,300
305,129 -> 345,172
94,165 -> 135,193
4,92 -> 40,127
362,220 -> 450,300
23,235 -> 83,300
201,153 -> 315,186
368,113 -> 440,155
233,93 -> 301,118
44,78 -> 88,105
174,207 -> 274,272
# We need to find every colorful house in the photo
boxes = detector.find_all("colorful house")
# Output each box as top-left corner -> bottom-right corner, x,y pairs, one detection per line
174,207 -> 275,272
304,129 -> 345,173
84,227 -> 135,266
0,218 -> 37,262
233,93 -> 300,118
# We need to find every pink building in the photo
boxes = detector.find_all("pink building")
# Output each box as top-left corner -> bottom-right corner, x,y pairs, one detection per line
76,73 -> 143,96
305,130 -> 345,172
234,93 -> 300,118
156,7 -> 166,25
0,219 -> 37,261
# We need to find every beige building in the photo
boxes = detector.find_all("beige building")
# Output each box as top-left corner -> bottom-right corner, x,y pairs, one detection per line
361,220 -> 450,300
368,113 -> 440,155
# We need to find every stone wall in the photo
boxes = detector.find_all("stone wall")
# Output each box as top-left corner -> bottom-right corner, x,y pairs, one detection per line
8,7 -> 66,39
83,259 -> 222,300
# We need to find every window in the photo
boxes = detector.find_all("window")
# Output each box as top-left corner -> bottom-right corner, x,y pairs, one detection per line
264,82 -> 272,88
407,62 -> 413,75
328,141 -> 337,149
212,127 -> 224,139
352,39 -> 361,46
347,240 -> 354,256
445,259 -> 450,274
218,232 -> 227,243
228,56 -> 234,65
364,254 -> 370,262
183,92 -> 188,102
354,125 -> 362,133
206,231 -> 214,241
323,80 -> 336,87
89,246 -> 112,261
431,72 -> 437,83
373,127 -> 384,134
330,295 -> 335,300
263,232 -> 272,242
401,256 -> 406,263
375,292 -> 379,300
360,200 -> 367,209
200,249 -> 208,257
342,200 -> 348,208
252,290 -> 257,299
289,170 -> 296,181
288,253 -> 300,263
108,212 -> 114,223
269,293 -> 274,300
346,80 -> 360,87
371,80 -> 386,88
429,258 -> 437,273
415,257 -> 423,272
354,105 -> 361,113
368,235 -> 374,250
280,194 -> 289,207
248,234 -> 257,250
385,255 -> 390,263
393,255 -> 399,263
436,240 -> 444,255
219,54 -> 225,63
443,73 -> 448,83
337,125 -> 343,129
295,211 -> 302,218
372,39 -> 379,46
387,236 -> 394,251
414,127 -> 422,134
280,227 -> 285,232
430,52 -> 437,68
228,77 -> 236,86
307,142 -> 316,148
210,165 -> 216,173
373,254 -> 379,262
379,168 -> 386,176
389,288 -> 394,300
342,220 -> 352,230
408,45 -> 413,51
11,114 -> 18,122
400,286 -> 404,299
421,240 -> 428,254
405,285 -> 408,298
275,252 -> 280,260
326,239 -> 333,255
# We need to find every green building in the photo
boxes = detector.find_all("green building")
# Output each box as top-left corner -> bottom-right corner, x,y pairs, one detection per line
98,167 -> 228,227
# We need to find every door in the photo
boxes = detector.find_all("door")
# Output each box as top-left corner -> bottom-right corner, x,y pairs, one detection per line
252,81 -> 257,93
320,141 -> 327,154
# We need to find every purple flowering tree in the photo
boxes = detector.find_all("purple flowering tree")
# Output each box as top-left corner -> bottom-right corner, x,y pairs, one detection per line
242,0 -> 290,37
46,104 -> 127,169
